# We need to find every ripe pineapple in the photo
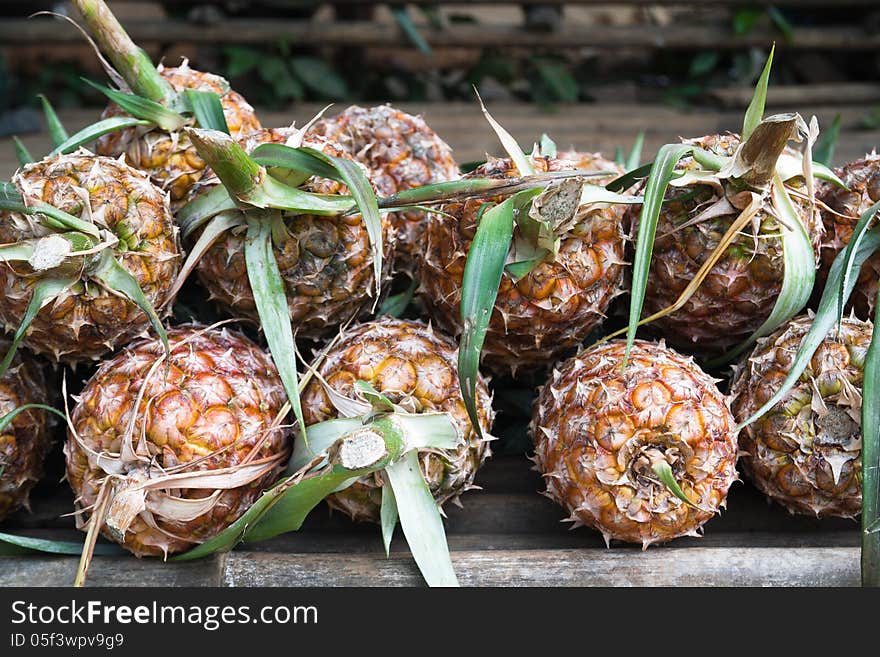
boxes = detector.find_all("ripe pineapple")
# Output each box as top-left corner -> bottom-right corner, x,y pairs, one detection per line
532,339 -> 738,547
191,127 -> 395,339
630,134 -> 823,354
731,314 -> 867,518
0,343 -> 51,522
307,105 -> 459,270
0,151 -> 180,364
66,325 -> 289,557
300,317 -> 493,522
96,63 -> 261,209
419,154 -> 627,375
817,153 -> 880,319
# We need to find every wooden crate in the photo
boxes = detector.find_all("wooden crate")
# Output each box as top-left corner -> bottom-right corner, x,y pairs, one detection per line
0,103 -> 877,586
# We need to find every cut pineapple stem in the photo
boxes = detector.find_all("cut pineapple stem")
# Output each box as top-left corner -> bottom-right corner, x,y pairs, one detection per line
72,0 -> 173,103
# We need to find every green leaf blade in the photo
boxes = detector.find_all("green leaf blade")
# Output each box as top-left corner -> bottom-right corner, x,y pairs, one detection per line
862,286 -> 880,585
742,45 -> 775,141
385,451 -> 458,587
38,94 -> 69,147
184,90 -> 230,134
625,143 -> 693,365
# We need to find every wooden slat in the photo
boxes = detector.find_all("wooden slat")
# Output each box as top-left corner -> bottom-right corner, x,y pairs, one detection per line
1,18 -> 877,50
223,546 -> 859,586
0,554 -> 225,587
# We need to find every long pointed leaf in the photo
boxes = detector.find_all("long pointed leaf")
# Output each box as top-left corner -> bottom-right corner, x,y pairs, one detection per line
251,143 -> 343,182
711,177 -> 816,364
0,531 -> 123,556
299,147 -> 383,296
0,403 -> 67,433
625,143 -> 694,365
0,277 -> 76,378
385,451 -> 458,587
380,483 -> 398,556
167,211 -> 242,301
459,197 -> 516,438
737,220 -> 880,431
838,200 -> 880,327
38,94 -> 69,147
476,92 -> 534,176
82,78 -> 185,131
379,278 -> 417,317
12,137 -> 33,166
92,253 -> 168,357
49,116 -> 151,157
742,45 -> 775,141
184,89 -> 229,134
244,215 -> 306,444
626,131 -> 645,170
863,286 -> 880,586
178,186 -> 239,240
0,185 -> 101,238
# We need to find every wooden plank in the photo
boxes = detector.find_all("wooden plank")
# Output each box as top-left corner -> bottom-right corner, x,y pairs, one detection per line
223,546 -> 859,586
712,83 -> 880,108
2,19 -> 877,50
0,554 -> 226,587
112,0 -> 880,6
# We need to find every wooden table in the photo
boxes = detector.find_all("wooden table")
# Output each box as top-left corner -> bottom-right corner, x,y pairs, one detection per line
0,102 -> 875,586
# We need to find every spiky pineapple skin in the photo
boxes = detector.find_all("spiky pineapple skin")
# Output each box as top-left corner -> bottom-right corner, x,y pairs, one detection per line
193,128 -> 395,339
419,155 -> 626,375
532,339 -> 738,547
629,134 -> 823,354
308,105 -> 459,270
300,317 -> 493,523
96,64 -> 261,209
0,344 -> 51,522
731,315 -> 867,518
817,154 -> 880,319
0,152 -> 180,363
66,326 -> 288,557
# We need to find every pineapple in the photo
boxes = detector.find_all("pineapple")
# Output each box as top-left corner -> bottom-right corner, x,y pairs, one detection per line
65,325 -> 289,557
300,317 -> 493,522
731,314 -> 867,518
630,133 -> 823,354
0,151 -> 180,364
419,154 -> 627,375
96,63 -> 261,209
817,153 -> 880,319
190,127 -> 395,339
0,343 -> 51,522
307,105 -> 459,271
72,0 -> 261,210
531,339 -> 738,547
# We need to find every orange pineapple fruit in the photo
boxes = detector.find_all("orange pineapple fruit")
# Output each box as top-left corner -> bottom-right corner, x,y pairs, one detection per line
301,317 -> 493,522
731,314 -> 867,518
66,326 -> 289,556
419,154 -> 627,375
532,339 -> 738,547
0,344 -> 51,522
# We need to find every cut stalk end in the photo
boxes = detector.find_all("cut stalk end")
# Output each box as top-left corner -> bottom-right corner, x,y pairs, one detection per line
186,128 -> 264,204
71,0 -> 172,103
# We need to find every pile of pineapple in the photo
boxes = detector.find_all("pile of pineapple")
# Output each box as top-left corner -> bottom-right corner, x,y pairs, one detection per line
2,1 -> 879,587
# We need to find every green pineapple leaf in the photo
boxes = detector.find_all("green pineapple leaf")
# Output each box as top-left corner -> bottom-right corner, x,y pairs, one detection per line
48,116 -> 151,157
167,211 -> 243,302
385,450 -> 458,587
625,131 -> 645,171
623,143 -> 694,366
92,252 -> 169,359
0,531 -> 124,557
38,94 -> 69,147
82,78 -> 185,131
12,137 -> 33,166
183,89 -> 229,134
863,286 -> 880,585
380,484 -> 399,557
741,45 -> 774,141
251,143 -> 343,182
650,459 -> 704,512
379,278 -> 418,318
0,277 -> 78,379
458,195 -> 518,438
476,91 -> 535,175
736,200 -> 880,430
708,175 -> 816,365
244,213 -> 307,445
177,186 -> 239,240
